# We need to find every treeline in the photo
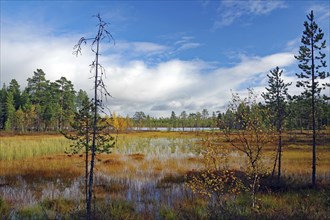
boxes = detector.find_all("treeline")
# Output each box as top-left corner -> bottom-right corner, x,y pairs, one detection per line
1,69 -> 329,133
127,96 -> 329,132
0,69 -> 89,131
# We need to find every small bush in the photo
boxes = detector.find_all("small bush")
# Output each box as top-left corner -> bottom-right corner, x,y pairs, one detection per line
17,205 -> 44,219
41,198 -> 75,215
0,197 -> 10,219
176,198 -> 208,220
159,206 -> 178,220
97,199 -> 140,220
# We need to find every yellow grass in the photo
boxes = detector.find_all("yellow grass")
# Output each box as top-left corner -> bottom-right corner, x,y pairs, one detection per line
0,132 -> 329,185
0,135 -> 71,160
1,131 -> 329,219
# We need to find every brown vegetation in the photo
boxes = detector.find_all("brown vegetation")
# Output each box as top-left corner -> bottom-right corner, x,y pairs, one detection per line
0,131 -> 329,219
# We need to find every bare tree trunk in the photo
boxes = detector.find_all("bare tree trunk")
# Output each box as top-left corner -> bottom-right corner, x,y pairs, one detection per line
270,149 -> 278,183
277,129 -> 282,185
85,117 -> 89,210
87,37 -> 100,219
72,14 -> 115,219
311,37 -> 316,188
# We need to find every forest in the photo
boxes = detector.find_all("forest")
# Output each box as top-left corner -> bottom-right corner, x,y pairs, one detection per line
1,68 -> 329,132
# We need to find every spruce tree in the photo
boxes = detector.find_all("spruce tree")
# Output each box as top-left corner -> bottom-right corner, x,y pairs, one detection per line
295,10 -> 329,187
8,79 -> 21,110
4,92 -> 15,131
0,84 -> 7,129
262,66 -> 291,185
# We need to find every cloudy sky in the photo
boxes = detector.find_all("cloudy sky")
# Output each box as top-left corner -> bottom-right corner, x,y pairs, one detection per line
1,0 -> 329,117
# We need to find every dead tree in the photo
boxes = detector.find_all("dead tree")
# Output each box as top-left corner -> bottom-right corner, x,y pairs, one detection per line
72,13 -> 115,219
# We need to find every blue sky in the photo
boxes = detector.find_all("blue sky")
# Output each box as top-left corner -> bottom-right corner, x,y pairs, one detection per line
1,0 -> 329,117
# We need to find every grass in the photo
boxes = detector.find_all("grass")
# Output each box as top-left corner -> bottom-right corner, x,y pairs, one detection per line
0,131 -> 329,219
0,135 -> 72,160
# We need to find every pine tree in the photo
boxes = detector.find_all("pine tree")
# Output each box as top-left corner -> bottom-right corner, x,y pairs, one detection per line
76,89 -> 90,111
0,84 -> 7,129
170,111 -> 177,129
262,66 -> 291,185
295,10 -> 329,187
55,77 -> 76,130
180,111 -> 187,131
62,99 -> 114,204
4,92 -> 15,131
26,69 -> 50,131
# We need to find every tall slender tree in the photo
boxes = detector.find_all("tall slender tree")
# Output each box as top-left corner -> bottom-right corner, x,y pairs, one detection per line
62,98 -> 114,207
72,13 -> 115,219
180,110 -> 187,131
170,111 -> 177,129
201,108 -> 209,129
262,66 -> 291,185
295,10 -> 329,187
8,79 -> 21,110
55,77 -> 76,130
4,92 -> 15,131
0,84 -> 7,129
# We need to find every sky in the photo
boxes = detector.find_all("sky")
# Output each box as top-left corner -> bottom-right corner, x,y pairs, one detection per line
1,0 -> 329,118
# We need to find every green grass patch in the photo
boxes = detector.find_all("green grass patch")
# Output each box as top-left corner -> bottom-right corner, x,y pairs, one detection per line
0,135 -> 72,160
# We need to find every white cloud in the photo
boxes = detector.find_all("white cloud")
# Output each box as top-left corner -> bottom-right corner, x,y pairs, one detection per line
213,0 -> 286,28
113,41 -> 168,55
177,43 -> 201,51
171,35 -> 202,54
1,22 -> 298,118
105,36 -> 201,64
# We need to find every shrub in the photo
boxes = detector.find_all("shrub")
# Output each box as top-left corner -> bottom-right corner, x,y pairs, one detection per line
0,197 -> 10,219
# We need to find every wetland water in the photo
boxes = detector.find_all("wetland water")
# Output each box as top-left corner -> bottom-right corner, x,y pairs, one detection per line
0,135 -> 203,217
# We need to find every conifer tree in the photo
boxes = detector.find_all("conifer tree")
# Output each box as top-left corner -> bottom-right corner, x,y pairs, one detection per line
295,10 -> 329,187
62,99 -> 114,205
55,77 -> 76,130
26,69 -> 50,131
8,79 -> 21,110
0,84 -> 7,129
180,111 -> 187,131
262,66 -> 291,185
4,92 -> 15,131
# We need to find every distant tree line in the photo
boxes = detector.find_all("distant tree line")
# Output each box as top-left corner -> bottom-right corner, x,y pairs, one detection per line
1,69 -> 329,133
128,95 -> 329,132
